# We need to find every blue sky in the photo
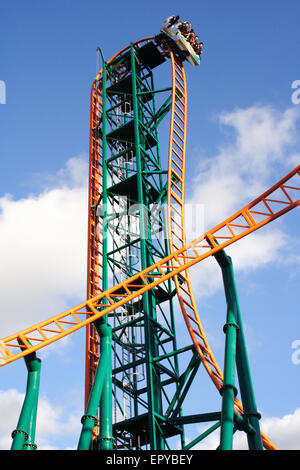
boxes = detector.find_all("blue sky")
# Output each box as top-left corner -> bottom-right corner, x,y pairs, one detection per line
0,0 -> 300,450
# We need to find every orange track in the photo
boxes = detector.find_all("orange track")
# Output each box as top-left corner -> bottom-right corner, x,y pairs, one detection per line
1,38 -> 299,450
0,166 -> 298,361
167,50 -> 226,411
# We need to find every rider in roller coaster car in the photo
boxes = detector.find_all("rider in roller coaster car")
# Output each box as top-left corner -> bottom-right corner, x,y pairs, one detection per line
180,26 -> 203,57
157,16 -> 203,60
194,41 -> 203,56
178,21 -> 191,36
185,29 -> 195,43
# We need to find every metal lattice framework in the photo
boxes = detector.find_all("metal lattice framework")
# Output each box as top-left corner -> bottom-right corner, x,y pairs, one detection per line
2,36 -> 300,451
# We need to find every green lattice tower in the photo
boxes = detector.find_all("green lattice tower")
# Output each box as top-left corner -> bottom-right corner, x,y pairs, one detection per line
91,41 -> 203,451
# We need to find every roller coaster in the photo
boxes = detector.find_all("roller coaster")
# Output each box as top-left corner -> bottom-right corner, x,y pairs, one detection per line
2,22 -> 300,451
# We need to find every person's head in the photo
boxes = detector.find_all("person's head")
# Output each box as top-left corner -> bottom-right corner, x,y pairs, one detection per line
195,36 -> 199,40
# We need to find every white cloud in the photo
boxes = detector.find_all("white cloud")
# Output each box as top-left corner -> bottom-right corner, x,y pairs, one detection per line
188,227 -> 285,293
259,408 -> 300,450
219,105 -> 299,168
186,105 -> 300,298
189,105 -> 300,230
0,389 -> 24,449
0,155 -> 89,337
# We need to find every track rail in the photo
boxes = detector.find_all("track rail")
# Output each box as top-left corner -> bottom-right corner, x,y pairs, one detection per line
86,60 -> 103,405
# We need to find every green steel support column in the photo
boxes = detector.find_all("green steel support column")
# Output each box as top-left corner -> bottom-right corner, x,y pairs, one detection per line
215,249 -> 239,450
23,383 -> 40,451
11,351 -> 41,450
235,319 -> 263,449
219,311 -> 239,449
215,248 -> 263,450
216,249 -> 263,450
78,330 -> 109,450
97,48 -> 113,451
23,417 -> 37,450
98,322 -> 113,450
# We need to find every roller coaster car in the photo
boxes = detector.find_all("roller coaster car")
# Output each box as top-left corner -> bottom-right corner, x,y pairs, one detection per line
158,18 -> 201,66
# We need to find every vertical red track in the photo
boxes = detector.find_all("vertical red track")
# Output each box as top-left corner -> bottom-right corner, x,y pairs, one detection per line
85,76 -> 103,409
